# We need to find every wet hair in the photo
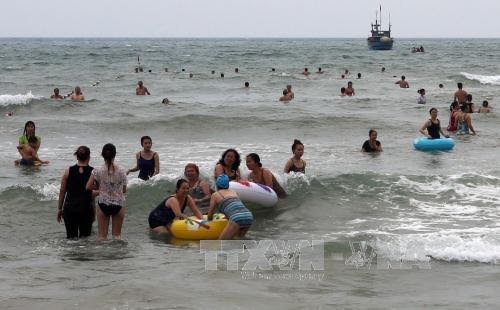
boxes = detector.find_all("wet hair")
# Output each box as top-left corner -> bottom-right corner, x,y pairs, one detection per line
181,68 -> 185,72
75,86 -> 81,94
450,101 -> 459,111
466,94 -> 472,101
429,108 -> 437,114
141,135 -> 152,146
218,148 -> 241,171
457,82 -> 463,89
271,68 -> 276,72
211,70 -> 215,74
401,76 -> 406,80
348,81 -> 353,86
27,135 -> 38,144
162,98 -> 170,104
369,129 -> 377,136
220,73 -> 224,78
482,100 -> 489,107
318,67 -> 322,71
54,88 -> 59,93
381,67 -> 386,72
235,68 -> 239,72
291,139 -> 303,152
244,82 -> 249,87
283,89 -> 288,95
101,143 -> 116,173
246,153 -> 262,168
23,121 -> 36,137
184,163 -> 200,176
341,87 -> 346,93
357,73 -> 361,78
439,84 -> 443,88
304,68 -> 308,71
138,81 -> 143,86
341,74 -> 345,79
175,179 -> 188,193
74,146 -> 90,161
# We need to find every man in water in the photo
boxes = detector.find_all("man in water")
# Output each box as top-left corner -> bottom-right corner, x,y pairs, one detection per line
136,81 -> 150,95
317,68 -> 324,74
454,83 -> 467,105
244,82 -> 250,88
69,86 -> 85,101
302,68 -> 310,76
286,85 -> 295,99
15,136 -> 48,165
478,100 -> 491,113
50,88 -> 64,99
357,73 -> 362,79
279,89 -> 292,102
340,87 -> 346,97
396,76 -> 409,88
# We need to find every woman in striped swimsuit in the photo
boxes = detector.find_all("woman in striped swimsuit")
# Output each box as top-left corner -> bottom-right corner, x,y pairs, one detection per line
207,174 -> 253,240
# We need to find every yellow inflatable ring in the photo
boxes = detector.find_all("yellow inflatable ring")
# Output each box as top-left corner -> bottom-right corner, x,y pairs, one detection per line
170,214 -> 228,240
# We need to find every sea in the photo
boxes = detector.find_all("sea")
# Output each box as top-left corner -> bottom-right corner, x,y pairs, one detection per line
0,38 -> 499,309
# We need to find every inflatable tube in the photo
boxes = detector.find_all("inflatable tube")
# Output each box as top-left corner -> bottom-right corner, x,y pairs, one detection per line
229,181 -> 278,208
413,137 -> 455,151
170,214 -> 228,240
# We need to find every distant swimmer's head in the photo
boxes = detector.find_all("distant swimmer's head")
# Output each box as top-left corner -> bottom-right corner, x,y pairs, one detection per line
101,143 -> 116,168
439,84 -> 444,88
381,67 -> 386,72
181,68 -> 185,72
148,70 -> 152,73
304,68 -> 308,72
466,94 -> 472,101
457,82 -> 463,89
357,73 -> 361,79
369,129 -> 378,140
482,100 -> 489,107
139,67 -> 144,72
401,76 -> 406,80
235,68 -> 239,73
341,74 -> 345,79
271,68 -> 276,72
418,88 -> 425,95
23,120 -> 36,136
135,68 -> 139,73
216,174 -> 230,189
211,70 -> 215,74
138,81 -> 143,87
318,67 -> 322,72
74,86 -> 82,94
244,81 -> 249,88
292,139 -> 304,156
53,88 -> 60,95
189,73 -> 193,78
74,146 -> 90,162
162,98 -> 170,104
345,69 -> 349,74
341,87 -> 346,94
140,135 -> 152,149
245,153 -> 262,170
175,179 -> 189,194
221,73 -> 224,78
164,68 -> 168,72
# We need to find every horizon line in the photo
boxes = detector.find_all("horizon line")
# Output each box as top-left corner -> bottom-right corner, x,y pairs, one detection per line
1,36 -> 499,40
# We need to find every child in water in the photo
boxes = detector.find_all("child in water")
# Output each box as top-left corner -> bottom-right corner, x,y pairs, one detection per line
15,136 -> 49,165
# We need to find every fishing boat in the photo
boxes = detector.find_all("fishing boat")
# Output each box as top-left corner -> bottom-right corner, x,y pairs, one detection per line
367,6 -> 393,50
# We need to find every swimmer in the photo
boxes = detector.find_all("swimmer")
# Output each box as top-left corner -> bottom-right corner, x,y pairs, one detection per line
361,129 -> 383,152
184,163 -> 211,213
5,112 -> 13,117
221,73 -> 224,78
454,83 -> 467,105
345,81 -> 355,96
69,86 -> 85,101
341,74 -> 345,79
165,68 -> 168,72
15,136 -> 49,165
148,70 -> 152,73
317,68 -> 324,74
244,81 -> 249,88
344,69 -> 349,75
271,68 -> 276,72
395,76 -> 409,88
139,67 -> 144,72
439,84 -> 444,88
189,73 -> 193,78
286,85 -> 295,99
50,88 -> 64,99
91,81 -> 101,87
211,70 -> 215,74
280,89 -> 291,102
302,68 -> 310,76
417,89 -> 426,104
447,101 -> 460,132
135,68 -> 139,73
246,153 -> 287,199
136,81 -> 150,95
478,100 -> 491,113
381,67 -> 386,72
284,139 -> 306,173
340,87 -> 346,97
419,108 -> 449,139
181,69 -> 185,72
357,73 -> 362,79
161,98 -> 171,104
465,94 -> 475,113
235,68 -> 239,73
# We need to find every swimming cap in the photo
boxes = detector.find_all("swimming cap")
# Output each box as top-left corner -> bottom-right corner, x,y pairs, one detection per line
216,174 -> 230,189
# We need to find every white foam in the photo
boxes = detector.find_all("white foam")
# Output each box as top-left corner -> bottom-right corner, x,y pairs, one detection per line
0,91 -> 40,106
461,72 -> 500,85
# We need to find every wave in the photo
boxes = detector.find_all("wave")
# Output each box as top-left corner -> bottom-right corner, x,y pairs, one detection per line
461,72 -> 500,85
0,92 -> 41,107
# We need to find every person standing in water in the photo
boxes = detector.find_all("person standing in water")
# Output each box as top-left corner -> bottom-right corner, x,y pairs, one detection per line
478,100 -> 491,113
284,139 -> 306,173
396,76 -> 409,88
246,153 -> 287,199
127,136 -> 160,180
419,108 -> 450,139
454,83 -> 467,105
57,146 -> 95,239
361,130 -> 383,152
136,81 -> 151,95
345,81 -> 355,96
50,88 -> 64,99
69,86 -> 85,101
86,144 -> 127,241
207,174 -> 253,240
18,121 -> 40,152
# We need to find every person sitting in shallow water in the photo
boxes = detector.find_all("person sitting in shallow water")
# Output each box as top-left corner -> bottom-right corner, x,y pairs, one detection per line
246,153 -> 287,199
284,139 -> 306,173
478,100 -> 491,113
361,129 -> 383,153
185,163 -> 211,214
419,108 -> 449,139
15,136 -> 49,165
148,179 -> 204,234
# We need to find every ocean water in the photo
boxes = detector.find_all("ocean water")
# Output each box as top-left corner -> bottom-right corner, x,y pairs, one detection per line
0,38 -> 499,309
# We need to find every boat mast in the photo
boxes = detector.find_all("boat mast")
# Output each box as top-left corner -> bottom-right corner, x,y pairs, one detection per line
379,5 -> 382,31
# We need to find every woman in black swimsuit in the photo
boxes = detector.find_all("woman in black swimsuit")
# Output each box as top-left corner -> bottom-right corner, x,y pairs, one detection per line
284,139 -> 306,173
361,129 -> 383,152
419,108 -> 450,139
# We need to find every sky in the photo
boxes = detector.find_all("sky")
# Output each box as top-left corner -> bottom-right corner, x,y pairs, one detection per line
1,0 -> 499,38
